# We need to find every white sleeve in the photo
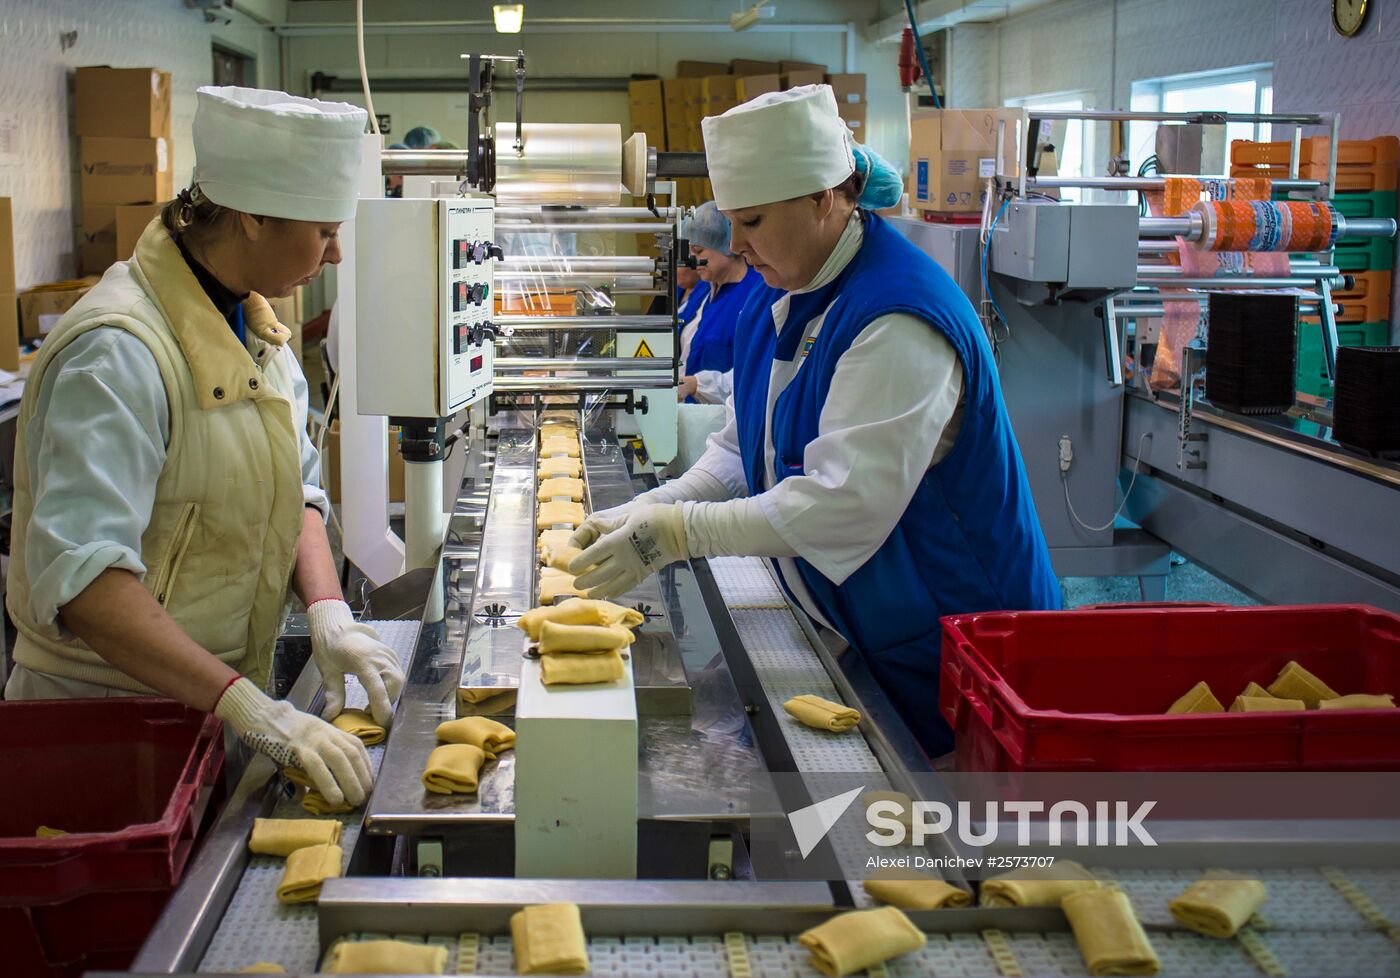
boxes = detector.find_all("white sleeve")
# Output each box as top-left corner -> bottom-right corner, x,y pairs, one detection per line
23,329 -> 169,633
692,368 -> 732,405
281,347 -> 331,519
755,313 -> 964,584
686,393 -> 749,497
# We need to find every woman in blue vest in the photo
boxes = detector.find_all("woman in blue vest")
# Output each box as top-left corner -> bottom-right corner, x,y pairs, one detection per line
569,85 -> 1059,757
677,201 -> 764,404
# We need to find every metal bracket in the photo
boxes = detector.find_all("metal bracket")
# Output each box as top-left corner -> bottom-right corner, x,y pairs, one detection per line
707,836 -> 735,880
1176,345 -> 1208,471
417,837 -> 444,878
1100,298 -> 1125,387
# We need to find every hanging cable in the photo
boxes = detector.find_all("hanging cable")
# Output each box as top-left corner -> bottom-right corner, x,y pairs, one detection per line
902,0 -> 941,109
981,195 -> 1014,342
356,0 -> 379,134
1062,431 -> 1153,533
315,373 -> 343,538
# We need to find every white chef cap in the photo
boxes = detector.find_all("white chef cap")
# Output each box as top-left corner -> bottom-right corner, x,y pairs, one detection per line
701,84 -> 855,211
191,86 -> 367,222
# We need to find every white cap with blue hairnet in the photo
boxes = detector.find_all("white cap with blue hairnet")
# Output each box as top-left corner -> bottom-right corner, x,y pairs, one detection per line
687,201 -> 732,254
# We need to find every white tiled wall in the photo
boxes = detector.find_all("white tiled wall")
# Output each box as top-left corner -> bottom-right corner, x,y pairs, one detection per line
0,0 -> 279,289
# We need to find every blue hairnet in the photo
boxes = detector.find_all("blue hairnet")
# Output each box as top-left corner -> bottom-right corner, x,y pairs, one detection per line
403,126 -> 441,149
851,141 -> 904,210
688,201 -> 732,254
388,142 -> 409,150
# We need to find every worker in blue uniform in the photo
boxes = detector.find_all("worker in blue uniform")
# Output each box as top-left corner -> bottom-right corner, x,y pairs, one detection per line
568,86 -> 1060,757
677,202 -> 764,404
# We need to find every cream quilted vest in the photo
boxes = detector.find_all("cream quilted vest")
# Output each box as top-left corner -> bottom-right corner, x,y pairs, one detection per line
7,220 -> 305,691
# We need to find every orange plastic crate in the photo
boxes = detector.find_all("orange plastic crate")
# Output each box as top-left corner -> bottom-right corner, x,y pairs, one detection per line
1231,135 -> 1397,169
1230,159 -> 1397,193
1303,270 -> 1393,324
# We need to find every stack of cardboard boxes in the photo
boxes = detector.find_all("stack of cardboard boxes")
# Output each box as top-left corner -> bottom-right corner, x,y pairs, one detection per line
75,66 -> 173,275
907,108 -> 1025,216
1,197 -> 17,370
625,60 -> 868,206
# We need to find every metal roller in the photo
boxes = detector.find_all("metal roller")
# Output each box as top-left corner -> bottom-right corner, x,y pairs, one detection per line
493,122 -> 624,206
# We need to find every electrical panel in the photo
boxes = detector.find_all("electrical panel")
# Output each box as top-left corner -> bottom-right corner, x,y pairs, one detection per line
356,197 -> 499,419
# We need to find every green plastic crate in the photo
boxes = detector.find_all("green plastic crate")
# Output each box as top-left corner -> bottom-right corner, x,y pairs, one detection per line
1278,190 -> 1396,270
1295,319 -> 1391,398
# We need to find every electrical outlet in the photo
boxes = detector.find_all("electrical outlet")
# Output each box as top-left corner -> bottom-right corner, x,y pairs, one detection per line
1058,435 -> 1073,474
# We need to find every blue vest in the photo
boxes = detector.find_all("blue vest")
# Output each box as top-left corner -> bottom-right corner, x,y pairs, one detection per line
677,280 -> 709,327
686,266 -> 763,381
731,211 -> 1060,757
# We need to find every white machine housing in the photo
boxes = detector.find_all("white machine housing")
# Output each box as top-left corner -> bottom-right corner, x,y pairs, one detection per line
356,197 -> 497,418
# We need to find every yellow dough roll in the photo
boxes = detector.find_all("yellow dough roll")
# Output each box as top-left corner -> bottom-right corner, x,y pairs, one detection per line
539,409 -> 579,425
322,939 -> 449,975
538,620 -> 636,654
517,599 -> 644,640
783,694 -> 861,732
248,817 -> 343,856
861,791 -> 914,832
863,871 -> 972,910
331,709 -> 386,746
510,902 -> 590,976
435,716 -> 516,758
1230,695 -> 1305,713
798,906 -> 927,978
1169,877 -> 1268,938
1238,682 -> 1274,699
538,500 -> 587,528
422,743 -> 487,795
540,436 -> 581,458
1166,681 -> 1224,714
1061,888 -> 1161,976
538,476 -> 585,501
540,542 -> 584,573
1267,661 -> 1339,708
1319,693 -> 1396,710
537,456 -> 582,479
300,788 -> 355,816
275,843 -> 342,904
538,528 -> 574,558
540,649 -> 626,686
981,862 -> 1101,907
34,826 -> 68,838
537,571 -> 586,605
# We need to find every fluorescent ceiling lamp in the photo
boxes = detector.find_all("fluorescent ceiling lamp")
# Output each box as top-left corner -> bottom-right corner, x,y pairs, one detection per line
730,1 -> 773,31
493,3 -> 524,33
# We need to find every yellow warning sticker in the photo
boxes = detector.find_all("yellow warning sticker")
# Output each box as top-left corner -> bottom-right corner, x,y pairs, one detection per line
634,338 -> 655,358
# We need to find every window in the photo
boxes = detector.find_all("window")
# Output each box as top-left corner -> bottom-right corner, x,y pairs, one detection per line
1004,91 -> 1096,202
1129,65 -> 1273,176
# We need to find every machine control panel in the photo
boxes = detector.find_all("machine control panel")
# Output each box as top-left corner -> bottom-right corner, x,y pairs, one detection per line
355,197 -> 497,419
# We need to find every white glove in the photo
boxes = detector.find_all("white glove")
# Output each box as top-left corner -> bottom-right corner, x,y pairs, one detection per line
215,677 -> 373,808
308,599 -> 405,727
567,503 -> 689,599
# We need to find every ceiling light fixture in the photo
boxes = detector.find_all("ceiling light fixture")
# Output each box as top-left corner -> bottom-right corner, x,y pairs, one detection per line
730,1 -> 775,31
493,3 -> 524,33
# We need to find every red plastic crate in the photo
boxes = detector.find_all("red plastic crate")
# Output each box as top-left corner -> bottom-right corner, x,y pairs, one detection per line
0,698 -> 224,978
939,604 -> 1400,772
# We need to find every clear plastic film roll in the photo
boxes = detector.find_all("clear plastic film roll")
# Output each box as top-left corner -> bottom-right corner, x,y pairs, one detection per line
494,123 -> 624,206
1191,199 -> 1338,253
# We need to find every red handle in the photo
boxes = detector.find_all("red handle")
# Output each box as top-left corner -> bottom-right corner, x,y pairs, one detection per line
1077,601 -> 1229,610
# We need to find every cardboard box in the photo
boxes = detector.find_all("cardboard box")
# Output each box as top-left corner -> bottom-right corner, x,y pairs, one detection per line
80,136 -> 172,205
826,73 -> 867,105
75,66 -> 171,138
682,78 -> 705,137
0,197 -> 14,294
838,103 -> 868,140
81,204 -> 119,246
780,61 -> 825,74
18,277 -> 100,340
736,74 -> 782,102
677,60 -> 728,78
782,70 -> 826,90
662,79 -> 690,151
730,59 -> 780,76
116,202 -> 163,259
80,241 -> 118,276
628,79 -> 666,140
0,292 -> 18,372
702,75 -> 739,117
323,420 -> 405,505
909,108 -> 1024,214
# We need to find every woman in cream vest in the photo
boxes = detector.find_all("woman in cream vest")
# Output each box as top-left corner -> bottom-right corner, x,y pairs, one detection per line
4,87 -> 404,810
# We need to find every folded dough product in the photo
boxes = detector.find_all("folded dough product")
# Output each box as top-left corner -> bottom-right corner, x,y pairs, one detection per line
540,649 -> 626,686
861,790 -> 914,831
517,599 -> 645,640
34,826 -> 68,838
863,871 -> 972,910
1319,693 -> 1396,710
538,476 -> 585,501
510,902 -> 590,976
248,817 -> 343,857
538,527 -> 574,558
784,694 -> 862,732
798,906 -> 927,978
1169,876 -> 1268,938
322,939 -> 449,975
540,542 -> 584,573
540,436 -> 580,458
537,571 -> 586,605
1230,695 -> 1305,713
538,500 -> 586,528
538,620 -> 636,654
980,862 -> 1101,907
1267,661 -> 1339,708
331,708 -> 386,746
275,843 -> 342,904
300,789 -> 355,816
237,964 -> 286,974
537,456 -> 582,479
422,743 -> 487,795
1061,888 -> 1161,976
540,409 -> 579,425
1239,681 -> 1274,699
1166,681 -> 1224,714
435,716 -> 516,758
